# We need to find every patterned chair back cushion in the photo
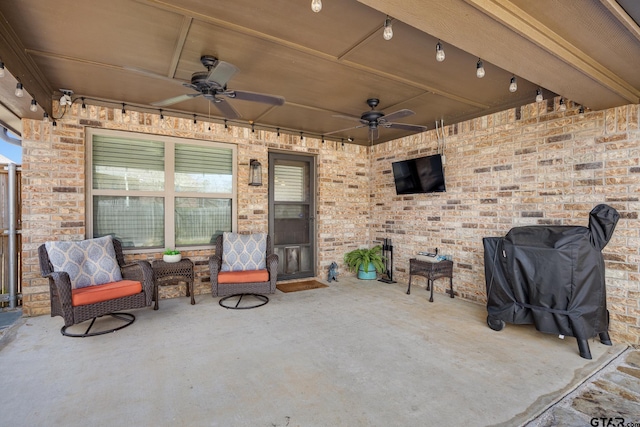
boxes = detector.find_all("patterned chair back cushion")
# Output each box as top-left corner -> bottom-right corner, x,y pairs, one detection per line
221,232 -> 267,272
45,236 -> 123,289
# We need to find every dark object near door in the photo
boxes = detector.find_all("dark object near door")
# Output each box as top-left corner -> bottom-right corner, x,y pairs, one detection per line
483,204 -> 619,359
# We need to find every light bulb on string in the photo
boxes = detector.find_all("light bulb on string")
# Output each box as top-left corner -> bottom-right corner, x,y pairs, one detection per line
509,76 -> 517,93
536,89 -> 543,103
30,99 -> 38,112
311,0 -> 322,13
476,59 -> 485,78
0,61 -> 5,78
559,98 -> 566,111
81,97 -> 87,116
435,41 -> 445,62
383,16 -> 393,40
15,82 -> 24,97
43,112 -> 49,123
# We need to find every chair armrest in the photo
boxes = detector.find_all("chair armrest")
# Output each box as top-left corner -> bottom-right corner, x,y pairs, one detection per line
45,271 -> 74,324
266,253 -> 279,292
121,260 -> 154,306
209,255 -> 222,276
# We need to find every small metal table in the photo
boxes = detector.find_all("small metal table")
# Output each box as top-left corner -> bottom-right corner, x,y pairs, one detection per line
152,258 -> 195,310
407,259 -> 454,302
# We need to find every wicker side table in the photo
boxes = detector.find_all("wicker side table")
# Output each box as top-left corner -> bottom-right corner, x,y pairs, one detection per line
152,258 -> 195,310
407,259 -> 454,302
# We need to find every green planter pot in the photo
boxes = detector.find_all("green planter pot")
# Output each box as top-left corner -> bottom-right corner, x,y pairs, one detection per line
357,263 -> 377,280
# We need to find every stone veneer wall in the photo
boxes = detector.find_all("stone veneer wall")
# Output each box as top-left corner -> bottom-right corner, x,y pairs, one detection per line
370,99 -> 640,345
20,102 -> 370,316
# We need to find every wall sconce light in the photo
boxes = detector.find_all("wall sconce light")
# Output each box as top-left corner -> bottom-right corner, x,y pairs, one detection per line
249,159 -> 263,186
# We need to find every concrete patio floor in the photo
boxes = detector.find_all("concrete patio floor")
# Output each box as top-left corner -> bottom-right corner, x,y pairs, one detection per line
0,277 -> 633,427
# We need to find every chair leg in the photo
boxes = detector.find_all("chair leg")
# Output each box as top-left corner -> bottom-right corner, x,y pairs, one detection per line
61,313 -> 136,337
577,339 -> 592,360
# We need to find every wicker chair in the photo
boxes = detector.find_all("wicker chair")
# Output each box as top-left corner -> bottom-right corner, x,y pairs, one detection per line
39,238 -> 154,337
209,234 -> 279,297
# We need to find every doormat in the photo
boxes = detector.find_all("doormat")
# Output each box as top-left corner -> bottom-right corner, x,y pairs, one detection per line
276,280 -> 329,293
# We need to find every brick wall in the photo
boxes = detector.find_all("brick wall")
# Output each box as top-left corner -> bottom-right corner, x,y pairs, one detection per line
20,102 -> 370,315
370,99 -> 640,344
20,98 -> 640,345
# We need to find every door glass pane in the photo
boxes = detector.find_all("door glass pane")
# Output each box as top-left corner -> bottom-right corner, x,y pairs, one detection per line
93,136 -> 164,191
274,162 -> 308,202
93,196 -> 164,248
175,144 -> 233,193
274,205 -> 309,245
175,198 -> 232,246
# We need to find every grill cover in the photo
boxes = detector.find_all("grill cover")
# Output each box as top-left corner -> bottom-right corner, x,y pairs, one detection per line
483,204 -> 619,340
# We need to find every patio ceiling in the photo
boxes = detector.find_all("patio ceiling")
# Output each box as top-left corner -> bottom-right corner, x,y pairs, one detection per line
0,0 -> 639,145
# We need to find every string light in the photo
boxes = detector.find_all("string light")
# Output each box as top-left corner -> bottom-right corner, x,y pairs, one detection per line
311,0 -> 322,13
43,112 -> 49,123
536,88 -> 543,103
476,59 -> 485,78
579,105 -> 585,118
435,41 -> 445,62
81,97 -> 87,116
300,132 -> 304,141
121,103 -> 126,114
0,61 -> 5,78
15,82 -> 24,97
509,76 -> 517,93
224,119 -> 228,129
30,99 -> 38,112
559,98 -> 566,111
383,16 -> 393,40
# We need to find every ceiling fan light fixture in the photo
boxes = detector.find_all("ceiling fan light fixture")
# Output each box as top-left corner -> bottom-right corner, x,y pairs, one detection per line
30,99 -> 38,112
383,16 -> 393,40
311,0 -> 322,13
435,41 -> 445,62
536,88 -> 543,103
509,76 -> 517,93
15,82 -> 24,97
476,59 -> 485,78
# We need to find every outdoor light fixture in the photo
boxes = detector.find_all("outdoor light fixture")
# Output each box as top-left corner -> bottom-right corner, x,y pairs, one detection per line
59,89 -> 73,107
559,98 -> 566,111
311,0 -> 322,13
509,76 -> 518,92
0,61 -> 5,78
476,59 -> 485,78
435,41 -> 445,62
383,16 -> 393,40
249,159 -> 263,186
43,112 -> 49,123
30,99 -> 38,112
15,82 -> 24,97
536,88 -> 543,102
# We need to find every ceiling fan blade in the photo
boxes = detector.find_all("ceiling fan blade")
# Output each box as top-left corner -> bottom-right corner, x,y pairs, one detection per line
151,93 -> 201,107
212,98 -> 241,119
207,61 -> 239,86
123,66 -> 189,85
387,122 -> 428,132
324,124 -> 366,136
379,109 -> 414,123
227,90 -> 285,106
333,114 -> 366,124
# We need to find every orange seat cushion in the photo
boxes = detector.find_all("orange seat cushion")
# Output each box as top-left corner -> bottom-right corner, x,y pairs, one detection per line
218,269 -> 269,284
71,280 -> 142,307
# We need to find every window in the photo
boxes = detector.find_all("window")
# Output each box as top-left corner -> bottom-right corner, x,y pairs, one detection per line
87,129 -> 237,250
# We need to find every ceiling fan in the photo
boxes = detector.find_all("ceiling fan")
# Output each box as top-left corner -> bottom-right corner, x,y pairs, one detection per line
327,98 -> 427,143
148,55 -> 285,119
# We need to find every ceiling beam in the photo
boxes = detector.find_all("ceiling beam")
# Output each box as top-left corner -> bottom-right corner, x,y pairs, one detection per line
0,10 -> 54,116
599,0 -> 640,43
465,0 -> 639,103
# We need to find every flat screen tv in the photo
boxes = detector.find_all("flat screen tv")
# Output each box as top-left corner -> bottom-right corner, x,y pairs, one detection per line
392,154 -> 446,195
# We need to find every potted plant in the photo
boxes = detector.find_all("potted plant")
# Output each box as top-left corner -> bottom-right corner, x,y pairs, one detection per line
343,245 -> 386,280
163,249 -> 181,263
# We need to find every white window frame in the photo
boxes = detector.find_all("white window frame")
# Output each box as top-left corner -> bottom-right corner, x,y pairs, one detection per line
86,128 -> 237,253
